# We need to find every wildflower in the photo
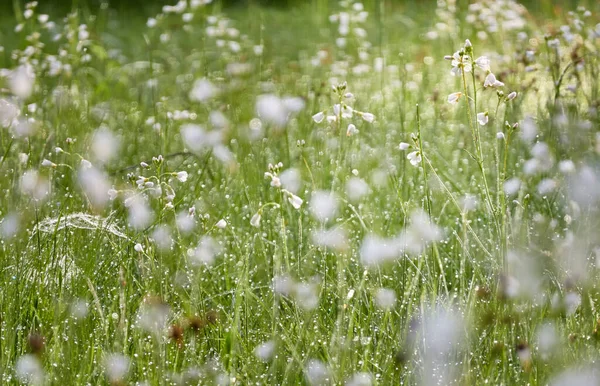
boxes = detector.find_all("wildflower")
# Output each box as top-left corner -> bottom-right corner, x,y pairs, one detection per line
447,92 -> 462,104
345,177 -> 370,202
285,191 -> 303,209
399,142 -> 410,150
346,123 -> 359,136
374,288 -> 397,310
360,112 -> 375,123
474,56 -> 490,71
496,132 -> 505,140
312,227 -> 348,251
484,72 -> 504,88
312,111 -> 325,123
16,354 -> 44,385
41,159 -> 56,168
216,219 -> 227,229
134,243 -> 143,253
309,191 -> 338,222
450,51 -> 472,76
477,112 -> 489,125
507,91 -> 517,100
254,340 -> 276,362
91,127 -> 119,164
108,188 -> 118,200
304,359 -> 331,386
104,354 -> 130,384
250,212 -> 261,227
407,151 -> 422,166
175,171 -> 188,182
189,78 -> 217,102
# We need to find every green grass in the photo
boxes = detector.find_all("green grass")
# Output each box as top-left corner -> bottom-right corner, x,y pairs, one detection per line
1,0 -> 600,385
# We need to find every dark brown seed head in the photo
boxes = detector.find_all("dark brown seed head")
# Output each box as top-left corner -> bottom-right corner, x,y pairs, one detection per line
27,333 -> 45,355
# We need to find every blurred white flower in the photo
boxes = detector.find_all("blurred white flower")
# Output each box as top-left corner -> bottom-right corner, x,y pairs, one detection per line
250,213 -> 261,228
474,56 -> 490,71
312,111 -> 325,123
407,151 -> 421,166
447,92 -> 462,104
104,354 -> 130,384
189,78 -> 218,102
484,72 -> 504,88
477,112 -> 488,125
374,288 -> 397,310
309,191 -> 338,222
346,123 -> 359,136
361,112 -> 375,123
16,354 -> 44,385
254,340 -> 276,362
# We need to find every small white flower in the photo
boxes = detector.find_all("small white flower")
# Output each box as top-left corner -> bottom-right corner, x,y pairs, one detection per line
287,193 -> 303,209
254,340 -> 276,362
346,123 -> 359,136
447,92 -> 462,104
496,132 -> 505,140
134,243 -> 143,253
271,176 -> 281,188
312,111 -> 325,123
216,219 -> 227,229
108,188 -> 118,200
176,171 -> 188,182
477,112 -> 489,125
474,56 -> 490,72
41,159 -> 56,168
407,151 -> 422,166
507,91 -> 517,100
80,159 -> 92,169
250,213 -> 261,227
361,112 -> 375,123
464,39 -> 472,48
399,142 -> 410,150
484,72 -> 504,88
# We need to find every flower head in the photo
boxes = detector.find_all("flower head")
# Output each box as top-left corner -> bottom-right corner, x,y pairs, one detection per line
407,151 -> 422,166
477,112 -> 489,126
447,92 -> 462,104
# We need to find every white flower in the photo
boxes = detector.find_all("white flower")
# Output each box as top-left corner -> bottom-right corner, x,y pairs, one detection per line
80,159 -> 92,169
16,354 -> 44,385
346,123 -> 359,136
464,39 -> 472,48
189,78 -> 217,102
407,151 -> 422,166
41,159 -> 56,168
254,340 -> 276,362
496,132 -> 505,140
134,243 -> 143,253
176,171 -> 188,182
312,111 -> 325,123
250,213 -> 261,227
104,354 -> 130,384
474,56 -> 490,72
309,191 -> 338,222
287,192 -> 303,209
216,219 -> 227,229
361,112 -> 375,123
447,92 -> 462,104
477,112 -> 489,125
108,188 -> 118,200
374,288 -> 397,310
399,142 -> 409,150
507,91 -> 517,100
484,72 -> 504,88
450,51 -> 472,76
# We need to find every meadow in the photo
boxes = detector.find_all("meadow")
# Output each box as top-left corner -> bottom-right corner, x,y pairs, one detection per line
1,0 -> 600,384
